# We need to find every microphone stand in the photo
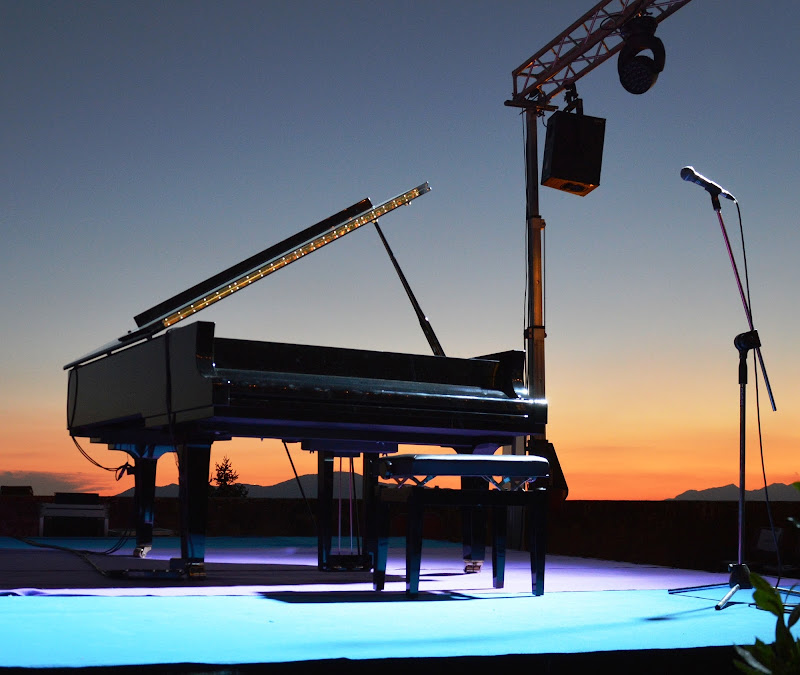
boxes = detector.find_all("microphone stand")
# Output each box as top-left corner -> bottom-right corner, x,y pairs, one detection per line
669,191 -> 776,611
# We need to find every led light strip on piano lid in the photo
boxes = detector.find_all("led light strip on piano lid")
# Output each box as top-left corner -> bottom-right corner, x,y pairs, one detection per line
160,182 -> 431,329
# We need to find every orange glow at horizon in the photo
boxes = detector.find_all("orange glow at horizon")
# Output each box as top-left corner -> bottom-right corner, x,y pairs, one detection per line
3,358 -> 798,501
3,412 -> 798,500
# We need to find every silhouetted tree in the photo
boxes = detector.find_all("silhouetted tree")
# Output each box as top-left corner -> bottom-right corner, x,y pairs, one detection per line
210,455 -> 248,498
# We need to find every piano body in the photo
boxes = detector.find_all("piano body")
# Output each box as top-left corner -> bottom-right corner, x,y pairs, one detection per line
64,183 -> 549,574
67,320 -> 546,570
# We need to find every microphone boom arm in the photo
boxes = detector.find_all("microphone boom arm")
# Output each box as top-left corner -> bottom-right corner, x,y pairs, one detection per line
713,198 -> 777,411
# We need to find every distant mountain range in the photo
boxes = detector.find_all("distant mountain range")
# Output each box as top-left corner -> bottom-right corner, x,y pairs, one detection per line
116,473 -> 364,499
117,477 -> 800,501
669,483 -> 800,501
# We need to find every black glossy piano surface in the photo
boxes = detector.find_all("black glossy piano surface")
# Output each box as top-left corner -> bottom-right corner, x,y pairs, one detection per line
67,321 -> 547,450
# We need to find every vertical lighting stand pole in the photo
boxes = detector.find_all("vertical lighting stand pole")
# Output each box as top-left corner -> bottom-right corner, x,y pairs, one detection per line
519,104 -> 568,501
524,107 -> 547,439
505,105 -> 548,550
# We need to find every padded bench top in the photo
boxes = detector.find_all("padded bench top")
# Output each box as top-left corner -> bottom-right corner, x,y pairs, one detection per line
377,453 -> 549,479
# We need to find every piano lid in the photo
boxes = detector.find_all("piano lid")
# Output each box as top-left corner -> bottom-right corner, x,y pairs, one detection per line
132,198 -> 374,330
64,182 -> 431,370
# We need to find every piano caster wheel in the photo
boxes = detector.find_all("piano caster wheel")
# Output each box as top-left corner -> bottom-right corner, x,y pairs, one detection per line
133,545 -> 152,559
464,560 -> 483,574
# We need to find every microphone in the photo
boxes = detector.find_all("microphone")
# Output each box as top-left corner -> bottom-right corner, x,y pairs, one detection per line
680,166 -> 736,201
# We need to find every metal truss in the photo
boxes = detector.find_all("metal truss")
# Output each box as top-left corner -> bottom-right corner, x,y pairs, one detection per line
509,0 -> 694,106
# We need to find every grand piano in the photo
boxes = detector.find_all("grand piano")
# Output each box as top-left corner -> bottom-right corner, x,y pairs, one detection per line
65,183 -> 550,575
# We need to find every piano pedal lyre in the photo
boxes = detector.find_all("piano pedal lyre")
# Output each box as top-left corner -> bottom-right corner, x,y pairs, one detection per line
327,554 -> 372,572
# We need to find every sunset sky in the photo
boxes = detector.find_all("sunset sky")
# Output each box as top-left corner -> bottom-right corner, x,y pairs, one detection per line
2,0 -> 798,500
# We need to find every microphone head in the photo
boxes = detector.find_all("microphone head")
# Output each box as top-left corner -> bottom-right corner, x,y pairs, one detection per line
680,166 -> 695,181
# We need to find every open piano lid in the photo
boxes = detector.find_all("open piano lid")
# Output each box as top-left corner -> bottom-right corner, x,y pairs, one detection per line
64,182 -> 431,369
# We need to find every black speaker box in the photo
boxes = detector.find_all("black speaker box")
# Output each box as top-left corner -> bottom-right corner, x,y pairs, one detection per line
541,111 -> 605,196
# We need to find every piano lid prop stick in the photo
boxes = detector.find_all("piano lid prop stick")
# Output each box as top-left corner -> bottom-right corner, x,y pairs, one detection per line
373,221 -> 445,357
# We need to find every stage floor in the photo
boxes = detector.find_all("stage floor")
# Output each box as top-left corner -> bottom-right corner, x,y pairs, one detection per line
1,535 -> 797,673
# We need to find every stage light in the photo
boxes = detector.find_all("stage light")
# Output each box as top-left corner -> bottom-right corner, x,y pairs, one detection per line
617,15 -> 665,95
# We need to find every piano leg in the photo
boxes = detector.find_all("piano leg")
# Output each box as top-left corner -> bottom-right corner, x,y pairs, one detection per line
491,505 -> 508,588
317,451 -> 334,570
406,488 -> 425,596
132,455 -> 158,558
175,442 -> 211,578
527,488 -> 548,596
372,486 -> 389,591
362,454 -> 378,569
112,443 -> 173,559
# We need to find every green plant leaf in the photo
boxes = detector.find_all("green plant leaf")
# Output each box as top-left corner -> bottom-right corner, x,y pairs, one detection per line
751,573 -> 785,618
775,619 -> 793,656
734,644 -> 772,674
789,603 -> 800,630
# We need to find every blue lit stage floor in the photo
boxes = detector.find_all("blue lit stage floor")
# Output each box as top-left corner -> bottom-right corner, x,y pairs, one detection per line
1,536 -> 797,673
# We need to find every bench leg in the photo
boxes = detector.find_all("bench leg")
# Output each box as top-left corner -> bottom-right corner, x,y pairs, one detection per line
372,497 -> 389,591
527,490 -> 547,596
492,505 -> 508,589
406,490 -> 424,596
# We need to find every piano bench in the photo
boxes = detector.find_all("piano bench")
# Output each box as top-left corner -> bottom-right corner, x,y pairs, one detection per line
371,453 -> 549,597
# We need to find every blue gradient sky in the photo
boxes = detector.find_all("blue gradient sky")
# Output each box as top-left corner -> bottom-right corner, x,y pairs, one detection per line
2,0 -> 798,498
